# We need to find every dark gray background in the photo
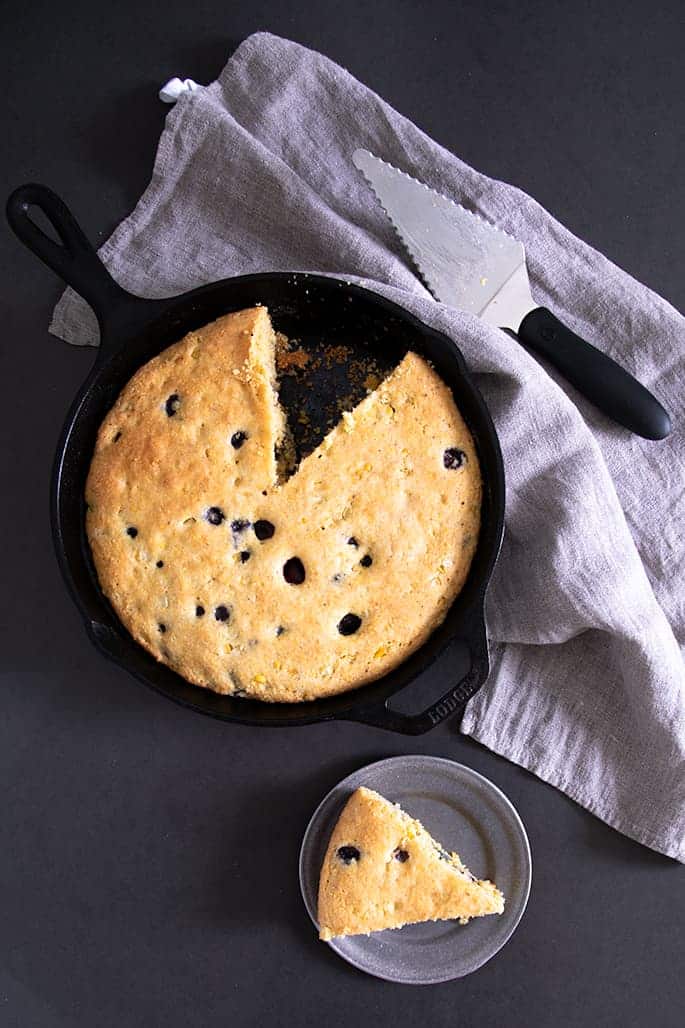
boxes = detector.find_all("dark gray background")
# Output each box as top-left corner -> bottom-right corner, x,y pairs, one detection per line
2,0 -> 683,1025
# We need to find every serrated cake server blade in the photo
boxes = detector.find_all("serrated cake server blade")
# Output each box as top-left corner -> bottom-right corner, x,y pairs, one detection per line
352,149 -> 670,441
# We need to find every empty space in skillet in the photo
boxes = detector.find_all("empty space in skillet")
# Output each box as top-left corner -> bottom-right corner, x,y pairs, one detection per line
274,329 -> 398,471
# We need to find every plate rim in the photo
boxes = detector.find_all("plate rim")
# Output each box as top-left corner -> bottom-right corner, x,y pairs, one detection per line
299,754 -> 532,984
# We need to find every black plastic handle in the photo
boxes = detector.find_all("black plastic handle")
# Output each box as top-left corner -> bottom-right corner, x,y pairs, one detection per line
342,610 -> 489,735
518,307 -> 671,440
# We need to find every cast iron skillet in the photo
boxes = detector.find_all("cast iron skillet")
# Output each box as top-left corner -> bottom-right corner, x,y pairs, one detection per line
7,183 -> 505,735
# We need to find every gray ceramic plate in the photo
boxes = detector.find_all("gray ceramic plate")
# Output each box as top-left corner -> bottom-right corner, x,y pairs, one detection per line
299,755 -> 531,984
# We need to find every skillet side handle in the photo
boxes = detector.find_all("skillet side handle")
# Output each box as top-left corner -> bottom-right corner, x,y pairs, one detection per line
342,612 -> 489,736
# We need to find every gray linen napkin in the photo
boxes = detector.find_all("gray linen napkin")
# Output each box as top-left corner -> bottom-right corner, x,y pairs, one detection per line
50,32 -> 685,860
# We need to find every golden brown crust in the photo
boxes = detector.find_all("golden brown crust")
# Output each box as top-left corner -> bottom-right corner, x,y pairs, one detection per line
85,307 -> 482,702
317,787 -> 504,940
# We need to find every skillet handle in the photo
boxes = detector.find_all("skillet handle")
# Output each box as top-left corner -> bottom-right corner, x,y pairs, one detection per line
6,183 -> 164,353
6,184 -> 130,317
342,608 -> 489,735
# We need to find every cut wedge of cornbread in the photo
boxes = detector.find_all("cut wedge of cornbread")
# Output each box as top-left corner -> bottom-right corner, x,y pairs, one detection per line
317,787 -> 503,940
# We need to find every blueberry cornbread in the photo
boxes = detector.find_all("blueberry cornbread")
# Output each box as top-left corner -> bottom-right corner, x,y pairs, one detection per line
317,787 -> 504,940
85,307 -> 481,702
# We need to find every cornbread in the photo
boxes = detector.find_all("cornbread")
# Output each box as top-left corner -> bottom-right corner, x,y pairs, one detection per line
317,787 -> 504,940
85,307 -> 481,702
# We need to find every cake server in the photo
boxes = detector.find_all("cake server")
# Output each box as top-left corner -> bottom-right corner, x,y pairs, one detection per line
353,149 -> 671,440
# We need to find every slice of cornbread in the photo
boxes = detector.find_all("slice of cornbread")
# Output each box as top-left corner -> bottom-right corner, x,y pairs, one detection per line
317,787 -> 504,940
